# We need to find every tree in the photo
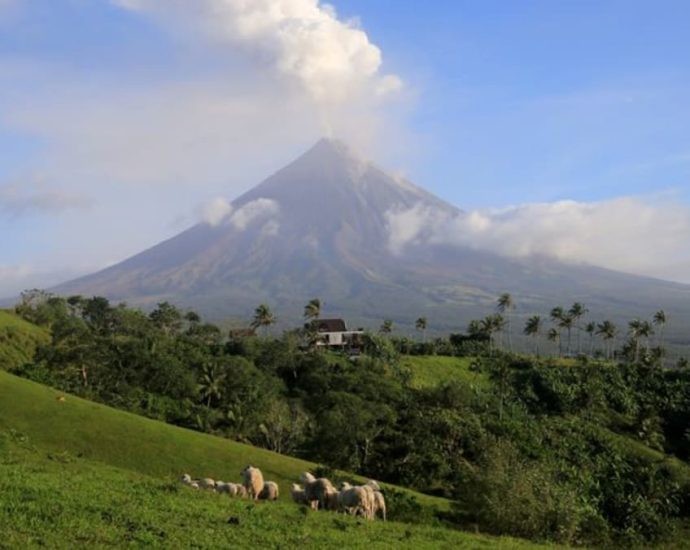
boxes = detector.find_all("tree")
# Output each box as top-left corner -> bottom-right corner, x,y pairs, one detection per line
547,328 -> 560,357
149,302 -> 183,335
303,298 -> 322,321
379,319 -> 393,335
497,293 -> 515,351
585,321 -> 596,356
523,315 -> 543,356
197,363 -> 226,408
550,306 -> 574,355
596,320 -> 618,360
251,304 -> 276,336
415,317 -> 428,343
568,302 -> 588,354
481,314 -> 505,354
653,310 -> 667,348
628,319 -> 654,363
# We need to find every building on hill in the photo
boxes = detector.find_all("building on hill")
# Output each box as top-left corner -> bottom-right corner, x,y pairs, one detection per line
313,318 -> 364,351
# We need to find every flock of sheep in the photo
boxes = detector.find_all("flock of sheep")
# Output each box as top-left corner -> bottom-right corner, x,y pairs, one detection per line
180,466 -> 386,521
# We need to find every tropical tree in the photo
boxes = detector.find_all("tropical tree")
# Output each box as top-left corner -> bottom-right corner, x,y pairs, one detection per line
523,315 -> 543,356
653,310 -> 667,348
481,314 -> 506,354
568,302 -> 588,354
628,319 -> 654,363
497,293 -> 515,351
303,298 -> 322,321
596,320 -> 618,360
585,321 -> 596,356
379,319 -> 393,335
197,363 -> 226,408
551,306 -> 574,355
251,304 -> 276,336
547,328 -> 561,357
415,316 -> 428,343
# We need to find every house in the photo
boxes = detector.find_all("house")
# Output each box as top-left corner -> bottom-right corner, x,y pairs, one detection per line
313,318 -> 364,350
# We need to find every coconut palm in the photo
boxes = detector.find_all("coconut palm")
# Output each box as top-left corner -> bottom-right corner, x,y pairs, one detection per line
523,315 -> 543,356
628,319 -> 654,363
497,293 -> 515,351
547,328 -> 560,357
197,363 -> 225,408
482,314 -> 505,353
653,310 -> 667,348
251,303 -> 276,336
303,298 -> 321,321
415,317 -> 428,342
380,319 -> 393,335
551,306 -> 574,355
585,321 -> 596,356
568,302 -> 588,354
596,320 -> 617,360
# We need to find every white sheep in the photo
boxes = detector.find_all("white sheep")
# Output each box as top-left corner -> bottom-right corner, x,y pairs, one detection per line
290,483 -> 308,505
300,472 -> 336,510
241,465 -> 264,501
180,473 -> 193,485
366,479 -> 381,492
199,478 -> 216,490
259,481 -> 279,501
235,484 -> 248,498
373,490 -> 386,521
337,482 -> 371,518
215,481 -> 231,494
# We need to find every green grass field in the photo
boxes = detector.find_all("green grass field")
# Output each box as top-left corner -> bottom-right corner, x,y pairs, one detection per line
0,309 -> 50,371
400,355 -> 489,389
0,370 -> 558,549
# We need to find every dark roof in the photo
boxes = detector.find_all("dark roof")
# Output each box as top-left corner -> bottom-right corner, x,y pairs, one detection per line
314,318 -> 347,332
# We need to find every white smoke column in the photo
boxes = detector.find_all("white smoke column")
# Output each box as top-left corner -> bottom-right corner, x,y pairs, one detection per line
113,0 -> 402,105
200,197 -> 233,226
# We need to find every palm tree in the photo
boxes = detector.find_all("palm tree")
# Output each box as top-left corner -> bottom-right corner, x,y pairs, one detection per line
568,302 -> 588,354
585,321 -> 596,356
523,315 -> 543,356
497,293 -> 515,351
551,306 -> 574,355
653,310 -> 667,348
547,328 -> 560,357
596,320 -> 617,360
481,314 -> 505,354
197,363 -> 225,408
380,319 -> 393,335
303,298 -> 321,321
251,304 -> 275,336
415,317 -> 428,342
628,319 -> 654,363
549,307 -> 565,356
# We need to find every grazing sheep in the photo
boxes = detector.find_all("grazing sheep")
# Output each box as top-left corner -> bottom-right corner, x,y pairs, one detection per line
190,481 -> 200,490
180,474 -> 193,485
366,480 -> 381,492
324,488 -> 340,511
259,481 -> 279,501
290,483 -> 308,505
337,483 -> 371,518
373,491 -> 386,521
235,484 -> 248,498
300,472 -> 336,510
199,478 -> 216,490
241,466 -> 264,501
215,481 -> 231,494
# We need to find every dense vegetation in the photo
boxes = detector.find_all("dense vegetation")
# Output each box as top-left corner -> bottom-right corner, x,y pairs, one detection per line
7,290 -> 690,547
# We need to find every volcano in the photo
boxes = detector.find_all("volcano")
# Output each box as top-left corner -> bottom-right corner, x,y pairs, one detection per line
54,139 -> 690,339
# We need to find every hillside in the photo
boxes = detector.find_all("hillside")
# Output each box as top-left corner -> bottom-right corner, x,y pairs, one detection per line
0,432 -> 551,549
0,370 -> 444,510
0,370 -> 557,549
0,309 -> 50,370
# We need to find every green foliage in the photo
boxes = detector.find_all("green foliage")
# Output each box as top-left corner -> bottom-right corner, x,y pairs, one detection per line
0,309 -> 50,370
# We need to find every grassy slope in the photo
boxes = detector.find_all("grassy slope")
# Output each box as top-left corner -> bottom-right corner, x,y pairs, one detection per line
0,309 -> 49,370
0,370 -> 446,511
0,434 -> 553,549
400,355 -> 489,389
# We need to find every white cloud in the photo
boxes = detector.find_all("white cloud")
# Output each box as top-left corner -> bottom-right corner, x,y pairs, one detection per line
385,196 -> 690,282
0,180 -> 91,217
112,0 -> 402,105
200,197 -> 233,226
229,198 -> 280,230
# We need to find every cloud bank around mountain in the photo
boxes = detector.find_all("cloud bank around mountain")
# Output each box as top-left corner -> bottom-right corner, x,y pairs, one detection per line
386,195 -> 690,283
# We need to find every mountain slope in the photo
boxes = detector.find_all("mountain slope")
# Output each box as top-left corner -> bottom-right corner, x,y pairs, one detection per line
53,139 -> 690,341
0,309 -> 50,370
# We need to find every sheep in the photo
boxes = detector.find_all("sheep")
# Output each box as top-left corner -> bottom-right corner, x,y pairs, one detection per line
300,472 -> 336,511
190,481 -> 200,490
180,473 -> 193,486
241,465 -> 264,501
199,478 -> 216,490
215,481 -> 231,494
259,481 -> 279,501
235,484 -> 248,498
290,483 -> 308,505
366,480 -> 381,492
337,482 -> 371,518
372,490 -> 386,521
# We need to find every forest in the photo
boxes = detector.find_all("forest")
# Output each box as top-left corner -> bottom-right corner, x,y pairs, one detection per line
9,290 -> 690,547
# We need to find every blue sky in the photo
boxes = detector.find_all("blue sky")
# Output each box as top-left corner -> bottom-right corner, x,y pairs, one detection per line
1,0 -> 689,294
